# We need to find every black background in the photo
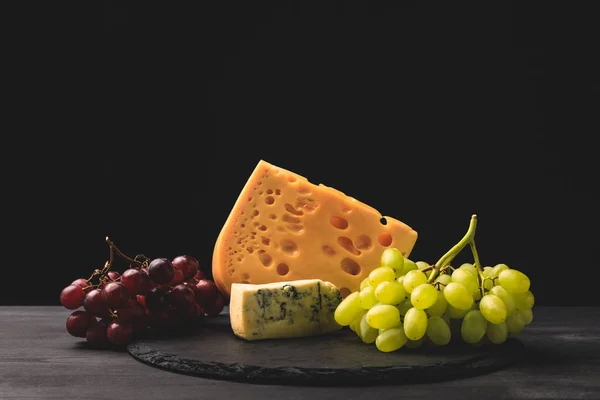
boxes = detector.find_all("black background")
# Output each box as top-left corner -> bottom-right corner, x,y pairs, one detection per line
4,1 -> 598,306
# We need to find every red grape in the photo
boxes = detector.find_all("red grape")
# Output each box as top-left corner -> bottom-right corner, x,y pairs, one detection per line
146,287 -> 169,310
194,279 -> 219,306
60,285 -> 86,309
167,266 -> 184,286
107,321 -> 133,345
116,299 -> 146,324
101,282 -> 129,309
204,292 -> 224,317
121,268 -> 149,295
172,255 -> 200,280
136,294 -> 147,308
107,271 -> 121,281
66,310 -> 97,338
194,269 -> 206,281
86,321 -> 110,348
169,284 -> 195,309
84,289 -> 110,317
148,258 -> 175,284
71,278 -> 91,293
148,309 -> 172,330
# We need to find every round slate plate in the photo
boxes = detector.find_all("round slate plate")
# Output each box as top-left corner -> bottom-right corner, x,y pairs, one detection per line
127,313 -> 524,386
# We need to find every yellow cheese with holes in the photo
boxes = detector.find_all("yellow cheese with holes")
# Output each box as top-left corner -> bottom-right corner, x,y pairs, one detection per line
212,160 -> 418,298
229,279 -> 342,340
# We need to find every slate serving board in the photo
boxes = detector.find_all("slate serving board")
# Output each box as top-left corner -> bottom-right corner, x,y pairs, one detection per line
127,311 -> 524,386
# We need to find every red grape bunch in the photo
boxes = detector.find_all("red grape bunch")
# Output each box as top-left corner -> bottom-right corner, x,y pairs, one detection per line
60,237 -> 225,349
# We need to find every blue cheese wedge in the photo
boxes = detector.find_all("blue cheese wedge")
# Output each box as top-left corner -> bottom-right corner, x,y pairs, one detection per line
229,279 -> 343,340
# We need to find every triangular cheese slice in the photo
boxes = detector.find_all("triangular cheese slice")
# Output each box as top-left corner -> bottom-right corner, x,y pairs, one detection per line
212,160 -> 418,298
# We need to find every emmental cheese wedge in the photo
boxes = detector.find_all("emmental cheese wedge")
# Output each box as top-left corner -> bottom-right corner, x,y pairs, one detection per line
212,160 -> 418,299
229,279 -> 342,340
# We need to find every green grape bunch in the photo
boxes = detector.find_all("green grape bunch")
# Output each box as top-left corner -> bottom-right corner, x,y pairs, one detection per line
334,215 -> 534,353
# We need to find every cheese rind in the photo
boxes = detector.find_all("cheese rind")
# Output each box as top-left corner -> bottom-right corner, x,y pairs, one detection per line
229,279 -> 342,340
213,160 -> 418,298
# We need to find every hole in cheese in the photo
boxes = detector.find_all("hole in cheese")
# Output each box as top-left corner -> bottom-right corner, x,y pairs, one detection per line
275,189 -> 281,195
339,287 -> 351,298
378,232 -> 393,247
330,216 -> 349,230
355,234 -> 373,250
282,214 -> 301,224
340,258 -> 361,275
288,175 -> 297,183
276,263 -> 289,275
265,196 -> 275,205
322,245 -> 336,256
257,250 -> 273,267
337,237 -> 361,256
266,189 -> 273,194
286,223 -> 304,233
284,203 -> 304,216
279,239 -> 298,255
268,213 -> 277,220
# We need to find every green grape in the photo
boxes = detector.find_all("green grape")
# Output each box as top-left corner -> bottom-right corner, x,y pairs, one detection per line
519,307 -> 533,325
426,290 -> 448,317
444,282 -> 474,310
375,327 -> 407,352
375,281 -> 406,305
348,309 -> 365,333
366,304 -> 401,329
458,263 -> 478,277
483,278 -> 493,291
416,261 -> 432,278
334,291 -> 363,326
435,273 -> 452,286
451,268 -> 479,294
486,321 -> 508,344
489,286 -> 516,315
506,311 -> 525,334
461,310 -> 487,344
441,314 -> 450,325
359,286 -> 378,309
410,284 -> 437,310
479,294 -> 508,324
397,298 -> 413,316
381,248 -> 404,277
405,337 -> 425,348
513,290 -> 535,310
498,269 -> 530,294
359,277 -> 372,290
369,266 -> 396,288
396,275 -> 405,286
492,263 -> 509,277
358,312 -> 378,344
482,266 -> 494,278
402,258 -> 418,274
403,307 -> 428,340
426,316 -> 451,346
447,303 -> 470,318
403,270 -> 428,293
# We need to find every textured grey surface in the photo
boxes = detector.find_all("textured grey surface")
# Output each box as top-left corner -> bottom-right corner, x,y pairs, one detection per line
126,313 -> 524,386
1,306 -> 600,399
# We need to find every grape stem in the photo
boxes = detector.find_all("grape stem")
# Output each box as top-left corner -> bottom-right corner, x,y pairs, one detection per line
469,239 -> 486,297
428,215 -> 478,283
106,237 -> 139,266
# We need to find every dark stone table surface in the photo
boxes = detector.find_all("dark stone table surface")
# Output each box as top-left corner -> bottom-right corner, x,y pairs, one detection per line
1,306 -> 599,399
